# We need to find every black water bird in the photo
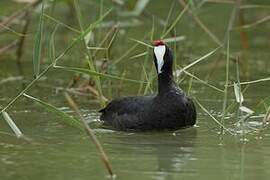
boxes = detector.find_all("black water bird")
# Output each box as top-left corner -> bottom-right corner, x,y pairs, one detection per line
99,40 -> 196,131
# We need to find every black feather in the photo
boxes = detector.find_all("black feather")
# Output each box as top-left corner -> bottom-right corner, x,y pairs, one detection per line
99,44 -> 196,131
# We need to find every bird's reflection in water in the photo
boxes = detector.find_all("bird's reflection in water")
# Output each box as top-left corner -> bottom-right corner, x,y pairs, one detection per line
111,127 -> 197,180
154,128 -> 197,180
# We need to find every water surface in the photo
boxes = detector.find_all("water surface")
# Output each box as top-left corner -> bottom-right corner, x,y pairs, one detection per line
1,0 -> 270,180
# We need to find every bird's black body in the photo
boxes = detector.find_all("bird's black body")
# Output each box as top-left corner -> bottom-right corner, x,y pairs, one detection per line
99,41 -> 196,131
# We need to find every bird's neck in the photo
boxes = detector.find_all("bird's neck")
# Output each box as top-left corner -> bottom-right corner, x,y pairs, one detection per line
158,71 -> 175,94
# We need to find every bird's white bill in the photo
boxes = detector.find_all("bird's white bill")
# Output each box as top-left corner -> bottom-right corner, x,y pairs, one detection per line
154,45 -> 166,74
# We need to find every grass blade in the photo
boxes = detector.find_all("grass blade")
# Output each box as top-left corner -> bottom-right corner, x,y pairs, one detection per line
161,3 -> 189,39
235,15 -> 270,30
264,107 -> 270,123
163,36 -> 186,43
44,13 -> 80,33
33,0 -> 44,78
178,0 -> 222,46
2,111 -> 23,138
129,51 -> 148,60
233,82 -> 244,103
194,98 -> 235,135
240,4 -> 270,9
228,77 -> 270,86
23,93 -> 83,130
129,38 -> 153,48
120,0 -> 150,16
59,8 -> 112,59
221,37 -> 230,136
181,69 -> 224,93
181,46 -> 221,72
0,9 -> 112,114
54,65 -> 146,84
49,24 -> 58,62
162,1 -> 176,35
239,106 -> 254,114
133,0 -> 150,16
73,1 -> 109,107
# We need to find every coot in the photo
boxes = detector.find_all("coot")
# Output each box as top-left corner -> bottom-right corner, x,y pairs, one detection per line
99,40 -> 196,131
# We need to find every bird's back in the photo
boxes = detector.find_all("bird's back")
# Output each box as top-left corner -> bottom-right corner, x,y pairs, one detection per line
99,90 -> 196,131
99,96 -> 154,130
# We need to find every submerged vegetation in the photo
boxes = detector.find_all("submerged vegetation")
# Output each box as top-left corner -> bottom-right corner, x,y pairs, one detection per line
0,0 -> 270,178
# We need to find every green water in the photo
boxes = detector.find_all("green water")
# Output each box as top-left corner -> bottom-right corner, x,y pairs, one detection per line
1,0 -> 270,180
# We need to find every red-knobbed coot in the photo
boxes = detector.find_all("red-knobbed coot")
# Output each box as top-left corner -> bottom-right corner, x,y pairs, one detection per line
99,40 -> 196,131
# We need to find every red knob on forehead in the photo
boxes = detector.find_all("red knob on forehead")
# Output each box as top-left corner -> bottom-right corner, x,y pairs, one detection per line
153,40 -> 165,46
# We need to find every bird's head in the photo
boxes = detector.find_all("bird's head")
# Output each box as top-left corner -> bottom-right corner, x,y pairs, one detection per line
153,40 -> 173,75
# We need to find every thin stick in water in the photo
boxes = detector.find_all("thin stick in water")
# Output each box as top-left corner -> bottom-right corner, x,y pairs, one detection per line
64,93 -> 114,177
194,98 -> 235,135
